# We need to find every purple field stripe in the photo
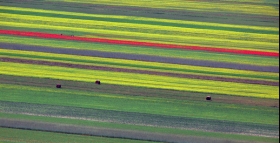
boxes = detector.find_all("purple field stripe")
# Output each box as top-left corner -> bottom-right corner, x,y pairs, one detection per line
0,43 -> 278,73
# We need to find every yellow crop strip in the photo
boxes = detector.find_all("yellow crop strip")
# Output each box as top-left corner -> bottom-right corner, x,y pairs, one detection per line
0,62 -> 278,99
0,49 -> 278,81
0,20 -> 277,52
0,6 -> 278,31
62,0 -> 278,16
1,13 -> 278,45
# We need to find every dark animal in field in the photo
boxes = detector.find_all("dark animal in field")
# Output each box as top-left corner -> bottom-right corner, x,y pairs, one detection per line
56,84 -> 61,88
206,96 -> 211,101
95,80 -> 101,85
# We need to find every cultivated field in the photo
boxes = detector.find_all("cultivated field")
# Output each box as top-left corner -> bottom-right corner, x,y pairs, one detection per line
0,0 -> 279,143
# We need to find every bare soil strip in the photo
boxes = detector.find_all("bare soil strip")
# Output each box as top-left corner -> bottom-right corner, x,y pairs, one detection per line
0,74 -> 278,107
0,0 -> 278,27
1,101 -> 278,138
0,43 -> 278,73
0,118 -> 264,143
0,57 -> 278,86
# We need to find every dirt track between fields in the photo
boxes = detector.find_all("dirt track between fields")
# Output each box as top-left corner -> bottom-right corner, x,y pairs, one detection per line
0,57 -> 278,86
0,43 -> 278,73
0,118 -> 271,143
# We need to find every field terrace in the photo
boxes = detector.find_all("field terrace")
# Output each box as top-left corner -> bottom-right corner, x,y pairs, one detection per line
0,0 -> 279,143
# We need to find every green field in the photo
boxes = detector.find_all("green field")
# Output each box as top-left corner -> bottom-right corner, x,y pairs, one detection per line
0,127 -> 157,143
0,0 -> 278,143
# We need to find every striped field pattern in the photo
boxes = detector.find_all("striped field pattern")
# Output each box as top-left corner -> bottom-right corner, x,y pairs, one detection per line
0,0 -> 279,143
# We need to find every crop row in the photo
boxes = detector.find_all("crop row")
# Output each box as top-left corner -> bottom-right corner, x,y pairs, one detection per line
0,14 -> 278,52
0,13 -> 278,44
0,49 -> 278,82
0,5 -> 277,32
0,6 -> 278,49
0,35 -> 278,67
62,0 -> 278,16
0,83 -> 278,124
0,1 -> 278,142
1,113 -> 277,143
0,62 -> 278,98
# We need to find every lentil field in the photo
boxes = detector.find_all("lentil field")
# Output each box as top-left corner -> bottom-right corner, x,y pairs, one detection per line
0,0 -> 279,143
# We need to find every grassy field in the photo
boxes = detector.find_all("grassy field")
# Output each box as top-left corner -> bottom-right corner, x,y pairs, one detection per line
0,113 -> 278,143
0,0 -> 278,143
0,127 -> 157,143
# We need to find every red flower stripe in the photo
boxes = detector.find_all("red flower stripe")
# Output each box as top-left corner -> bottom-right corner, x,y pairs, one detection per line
0,29 -> 278,57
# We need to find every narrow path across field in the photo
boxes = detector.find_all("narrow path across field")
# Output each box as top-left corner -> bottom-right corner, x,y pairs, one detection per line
0,43 -> 278,73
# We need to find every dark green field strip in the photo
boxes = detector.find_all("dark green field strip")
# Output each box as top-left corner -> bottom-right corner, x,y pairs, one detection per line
1,85 -> 279,125
0,0 -> 278,28
0,7 -> 278,35
0,127 -> 158,143
1,35 -> 279,68
200,0 -> 279,6
0,57 -> 278,86
0,80 -> 278,125
1,74 -> 278,107
1,101 -> 278,138
1,119 -> 176,143
1,113 -> 278,143
0,26 -> 83,36
0,42 -> 278,73
1,119 -> 261,143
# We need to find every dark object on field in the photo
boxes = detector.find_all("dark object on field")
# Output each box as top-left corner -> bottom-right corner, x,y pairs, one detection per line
60,34 -> 62,35
71,35 -> 74,37
206,96 -> 211,101
95,80 -> 101,85
56,84 -> 61,88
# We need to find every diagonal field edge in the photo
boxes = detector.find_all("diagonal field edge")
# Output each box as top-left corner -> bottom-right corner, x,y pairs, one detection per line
0,29 -> 278,57
0,43 -> 278,73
